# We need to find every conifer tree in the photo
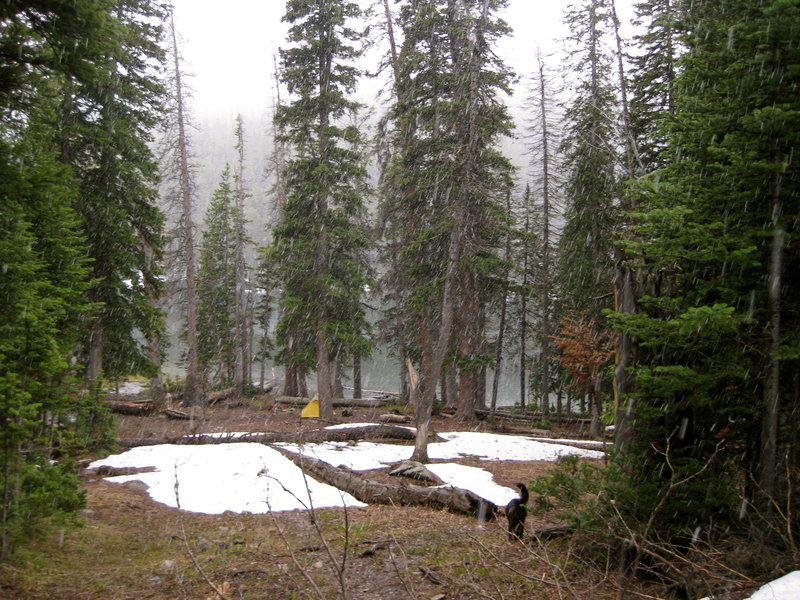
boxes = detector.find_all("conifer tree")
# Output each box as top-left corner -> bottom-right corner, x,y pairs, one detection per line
233,115 -> 251,395
163,7 -> 201,410
0,126 -> 92,558
0,0 -> 165,557
558,0 -> 620,322
526,51 -> 562,416
629,0 -> 684,172
384,0 -> 514,460
608,0 -> 800,549
197,166 -> 237,387
57,0 -> 167,388
273,0 -> 372,419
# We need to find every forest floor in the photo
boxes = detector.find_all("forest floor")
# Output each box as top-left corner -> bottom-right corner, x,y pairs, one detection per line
1,396 -> 674,600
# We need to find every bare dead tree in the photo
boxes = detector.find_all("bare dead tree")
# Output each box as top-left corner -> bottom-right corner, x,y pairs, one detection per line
168,9 -> 200,416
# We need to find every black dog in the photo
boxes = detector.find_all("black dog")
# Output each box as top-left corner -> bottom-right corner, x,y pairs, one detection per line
506,483 -> 528,540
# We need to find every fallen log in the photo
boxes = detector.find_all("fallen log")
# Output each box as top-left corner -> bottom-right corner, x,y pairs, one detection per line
207,387 -> 236,406
277,448 -> 498,520
273,395 -> 394,408
378,413 -> 412,424
475,408 -> 592,426
389,460 -> 444,485
526,437 -> 605,452
529,524 -> 574,540
109,400 -> 154,416
118,424 -> 419,449
163,408 -> 190,420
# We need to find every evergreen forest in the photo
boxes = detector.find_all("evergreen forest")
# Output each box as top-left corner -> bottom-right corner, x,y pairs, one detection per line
1,0 -> 798,596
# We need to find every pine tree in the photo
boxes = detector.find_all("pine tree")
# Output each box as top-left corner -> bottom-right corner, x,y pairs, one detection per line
0,126 -> 91,558
55,0 -> 167,387
273,0 -> 372,420
232,115 -> 251,395
383,0 -> 514,460
197,166 -> 237,387
629,0 -> 684,172
608,0 -> 800,551
0,0 -> 164,556
525,50 -> 563,416
558,0 -> 620,322
162,6 -> 201,410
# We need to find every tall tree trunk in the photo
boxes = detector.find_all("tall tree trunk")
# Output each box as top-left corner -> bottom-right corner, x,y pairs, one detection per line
445,364 -> 458,409
412,0 -> 491,462
314,26 -> 335,421
353,351 -> 362,399
382,0 -> 399,78
519,210 -> 528,410
759,158 -> 784,498
144,244 -> 165,410
85,317 -> 104,387
170,11 -> 199,413
611,0 -> 639,455
396,291 -> 409,403
536,52 -> 553,418
457,286 -> 479,422
233,116 -> 248,396
490,186 -> 512,420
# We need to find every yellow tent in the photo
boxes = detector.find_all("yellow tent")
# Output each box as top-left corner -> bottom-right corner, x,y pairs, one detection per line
301,396 -> 319,418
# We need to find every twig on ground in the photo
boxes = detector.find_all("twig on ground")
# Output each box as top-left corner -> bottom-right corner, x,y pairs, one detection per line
267,450 -> 351,600
464,532 -> 560,588
173,466 -> 231,600
265,498 -> 327,600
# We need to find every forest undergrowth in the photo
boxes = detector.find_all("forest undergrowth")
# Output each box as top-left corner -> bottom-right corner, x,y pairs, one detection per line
2,401 -> 794,600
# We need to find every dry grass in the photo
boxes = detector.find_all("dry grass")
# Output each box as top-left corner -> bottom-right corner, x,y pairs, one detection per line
1,401 -> 669,600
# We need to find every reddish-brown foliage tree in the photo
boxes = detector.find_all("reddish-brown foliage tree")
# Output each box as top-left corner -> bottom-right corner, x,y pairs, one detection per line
551,312 -> 614,438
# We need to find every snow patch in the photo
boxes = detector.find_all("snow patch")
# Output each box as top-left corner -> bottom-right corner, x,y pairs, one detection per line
89,443 -> 365,514
426,463 -> 519,507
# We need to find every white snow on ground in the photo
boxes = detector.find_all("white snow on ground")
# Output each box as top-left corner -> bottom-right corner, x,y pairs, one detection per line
324,422 -> 414,431
426,463 -> 519,507
430,431 -> 605,461
105,380 -> 147,395
89,443 -> 366,514
744,571 -> 800,600
89,428 -> 795,599
277,431 -> 603,470
698,571 -> 800,600
90,429 -> 603,515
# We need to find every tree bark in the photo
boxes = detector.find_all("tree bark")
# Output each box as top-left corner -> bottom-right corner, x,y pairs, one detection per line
169,10 -> 200,414
118,424 -> 417,449
758,158 -> 785,498
490,186 -> 512,419
353,351 -> 362,399
85,316 -> 104,388
278,449 -> 498,519
536,53 -> 553,419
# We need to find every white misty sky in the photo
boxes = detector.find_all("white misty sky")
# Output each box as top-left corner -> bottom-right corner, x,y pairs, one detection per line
169,0 -> 637,119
